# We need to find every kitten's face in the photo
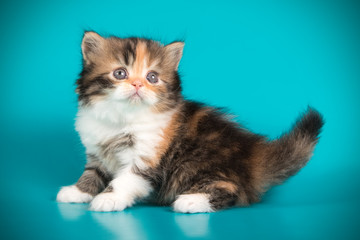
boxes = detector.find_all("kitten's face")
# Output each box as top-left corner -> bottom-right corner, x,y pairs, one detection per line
76,32 -> 184,112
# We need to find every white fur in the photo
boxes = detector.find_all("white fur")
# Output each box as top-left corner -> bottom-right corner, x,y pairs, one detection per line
173,194 -> 214,213
90,168 -> 152,211
75,93 -> 176,211
76,96 -> 176,173
90,192 -> 126,212
56,185 -> 93,203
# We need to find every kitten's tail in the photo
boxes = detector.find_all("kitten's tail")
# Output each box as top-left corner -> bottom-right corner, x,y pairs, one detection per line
257,107 -> 324,191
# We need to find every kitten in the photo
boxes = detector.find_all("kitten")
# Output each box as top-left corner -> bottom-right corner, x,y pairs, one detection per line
56,31 -> 324,213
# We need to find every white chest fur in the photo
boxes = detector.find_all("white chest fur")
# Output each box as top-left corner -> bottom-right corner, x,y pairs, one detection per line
75,100 -> 174,173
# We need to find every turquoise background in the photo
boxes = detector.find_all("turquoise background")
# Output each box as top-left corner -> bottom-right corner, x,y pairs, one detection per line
1,0 -> 359,239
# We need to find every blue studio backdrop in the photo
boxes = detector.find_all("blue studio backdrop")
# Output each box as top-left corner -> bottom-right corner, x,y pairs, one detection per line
0,0 -> 359,239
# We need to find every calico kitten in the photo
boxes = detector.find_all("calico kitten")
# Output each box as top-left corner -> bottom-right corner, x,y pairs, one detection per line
56,31 -> 324,213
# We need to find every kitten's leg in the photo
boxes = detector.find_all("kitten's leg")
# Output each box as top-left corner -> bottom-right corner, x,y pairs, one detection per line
173,181 -> 238,213
57,161 -> 112,203
90,169 -> 152,212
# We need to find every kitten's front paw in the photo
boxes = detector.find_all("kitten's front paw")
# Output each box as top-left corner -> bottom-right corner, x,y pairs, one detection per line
90,193 -> 128,212
56,185 -> 93,203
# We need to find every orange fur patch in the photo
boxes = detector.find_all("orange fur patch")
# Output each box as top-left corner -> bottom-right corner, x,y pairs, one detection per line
142,109 -> 181,168
188,108 -> 211,136
211,181 -> 238,194
220,148 -> 231,158
133,42 -> 148,74
205,132 -> 220,141
249,142 -> 268,195
130,41 -> 167,99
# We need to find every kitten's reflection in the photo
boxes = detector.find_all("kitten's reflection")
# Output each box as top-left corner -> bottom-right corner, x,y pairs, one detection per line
91,211 -> 147,240
174,213 -> 210,237
58,203 -> 211,239
57,203 -> 88,220
92,210 -> 211,239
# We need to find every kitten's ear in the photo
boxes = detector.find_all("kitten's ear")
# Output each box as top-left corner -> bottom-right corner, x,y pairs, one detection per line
164,41 -> 184,70
81,31 -> 105,64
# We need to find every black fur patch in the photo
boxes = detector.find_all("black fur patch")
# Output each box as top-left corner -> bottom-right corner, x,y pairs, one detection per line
76,161 -> 113,196
99,133 -> 134,159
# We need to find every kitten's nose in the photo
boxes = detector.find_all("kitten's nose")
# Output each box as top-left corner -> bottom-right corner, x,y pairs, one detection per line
131,80 -> 143,90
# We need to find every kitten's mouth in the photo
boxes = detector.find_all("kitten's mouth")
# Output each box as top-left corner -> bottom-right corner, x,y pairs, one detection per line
128,92 -> 143,102
132,92 -> 141,98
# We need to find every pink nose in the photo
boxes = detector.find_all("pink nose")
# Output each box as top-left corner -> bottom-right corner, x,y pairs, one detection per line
131,80 -> 143,90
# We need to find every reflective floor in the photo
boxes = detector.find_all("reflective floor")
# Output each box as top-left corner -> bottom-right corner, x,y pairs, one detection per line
2,183 -> 359,240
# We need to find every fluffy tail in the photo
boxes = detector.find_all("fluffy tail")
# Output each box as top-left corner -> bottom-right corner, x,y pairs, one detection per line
259,107 -> 324,188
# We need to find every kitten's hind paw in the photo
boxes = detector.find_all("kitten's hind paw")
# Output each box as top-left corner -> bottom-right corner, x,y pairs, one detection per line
56,185 -> 93,203
90,193 -> 128,212
173,193 -> 214,213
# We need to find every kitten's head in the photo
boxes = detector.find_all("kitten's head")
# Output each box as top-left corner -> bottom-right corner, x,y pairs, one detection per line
76,31 -> 184,112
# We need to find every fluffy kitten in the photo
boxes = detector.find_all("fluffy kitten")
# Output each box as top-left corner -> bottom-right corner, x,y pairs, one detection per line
56,31 -> 324,213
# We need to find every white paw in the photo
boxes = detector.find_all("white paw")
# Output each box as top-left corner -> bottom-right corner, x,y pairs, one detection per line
173,193 -> 214,213
90,192 -> 128,212
56,185 -> 93,203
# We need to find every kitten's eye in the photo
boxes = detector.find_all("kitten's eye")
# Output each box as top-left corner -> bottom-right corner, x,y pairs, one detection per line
113,68 -> 128,80
146,72 -> 159,84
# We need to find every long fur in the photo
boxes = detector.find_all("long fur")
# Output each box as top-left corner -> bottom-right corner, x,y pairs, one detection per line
57,32 -> 324,213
